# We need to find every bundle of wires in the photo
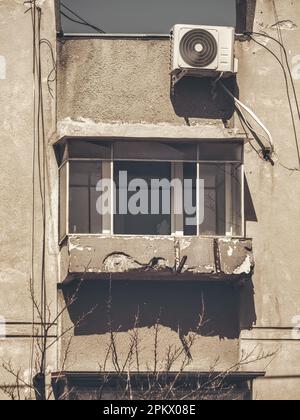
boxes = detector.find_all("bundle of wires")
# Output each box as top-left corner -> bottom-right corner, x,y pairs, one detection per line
218,26 -> 300,169
60,1 -> 105,34
218,80 -> 274,158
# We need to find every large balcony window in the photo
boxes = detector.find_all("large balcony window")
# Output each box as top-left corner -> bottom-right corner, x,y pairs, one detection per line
58,139 -> 244,242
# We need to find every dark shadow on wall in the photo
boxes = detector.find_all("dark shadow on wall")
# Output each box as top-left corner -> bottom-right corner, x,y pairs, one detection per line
170,76 -> 237,122
239,279 -> 257,330
62,280 -> 256,340
236,0 -> 257,34
244,176 -> 258,224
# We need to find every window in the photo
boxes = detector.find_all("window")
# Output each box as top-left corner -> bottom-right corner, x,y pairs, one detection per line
58,139 -> 244,241
69,161 -> 102,234
114,162 -> 172,235
60,0 -> 236,35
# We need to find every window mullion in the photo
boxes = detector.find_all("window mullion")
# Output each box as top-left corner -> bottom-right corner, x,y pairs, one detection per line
171,162 -> 184,236
110,143 -> 117,235
225,163 -> 233,236
197,145 -> 200,237
241,164 -> 245,237
111,159 -> 114,235
66,160 -> 70,237
101,161 -> 112,235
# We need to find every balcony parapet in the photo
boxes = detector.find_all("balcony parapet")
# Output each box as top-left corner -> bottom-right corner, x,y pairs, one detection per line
59,236 -> 254,286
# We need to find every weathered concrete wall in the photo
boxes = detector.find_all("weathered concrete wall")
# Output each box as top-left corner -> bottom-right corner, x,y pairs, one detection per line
56,0 -> 300,400
55,25 -> 245,390
59,235 -> 247,374
0,0 -> 58,397
57,38 -> 236,127
60,278 -> 241,372
58,235 -> 253,377
237,0 -> 300,400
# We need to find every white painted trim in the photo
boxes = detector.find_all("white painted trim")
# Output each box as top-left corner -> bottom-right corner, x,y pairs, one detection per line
241,164 -> 245,237
225,163 -> 233,237
66,160 -> 70,237
100,161 -> 112,235
0,56 -> 6,80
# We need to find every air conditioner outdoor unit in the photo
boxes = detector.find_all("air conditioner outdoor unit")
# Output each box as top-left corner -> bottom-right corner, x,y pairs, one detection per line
171,24 -> 238,85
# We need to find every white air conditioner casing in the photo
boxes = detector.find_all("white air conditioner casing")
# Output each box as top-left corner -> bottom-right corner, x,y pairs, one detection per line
171,24 -> 238,81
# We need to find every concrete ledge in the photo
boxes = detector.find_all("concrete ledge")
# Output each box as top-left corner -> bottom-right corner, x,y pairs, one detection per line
56,118 -> 246,142
51,370 -> 265,401
59,235 -> 254,284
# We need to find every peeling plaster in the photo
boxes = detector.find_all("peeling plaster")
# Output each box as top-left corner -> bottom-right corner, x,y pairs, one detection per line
0,268 -> 28,283
257,20 -> 298,32
69,243 -> 84,252
227,246 -> 234,257
179,238 -> 193,251
270,20 -> 298,31
36,0 -> 47,8
233,255 -> 253,275
292,55 -> 300,80
185,264 -> 215,274
0,56 -> 6,80
102,252 -> 171,273
64,236 -> 254,279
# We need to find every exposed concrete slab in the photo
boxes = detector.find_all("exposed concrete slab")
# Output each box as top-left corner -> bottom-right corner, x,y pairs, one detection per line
60,235 -> 254,282
56,118 -> 245,141
177,237 -> 216,274
0,1 -> 59,396
218,238 -> 254,276
240,327 -> 296,341
57,38 -> 236,126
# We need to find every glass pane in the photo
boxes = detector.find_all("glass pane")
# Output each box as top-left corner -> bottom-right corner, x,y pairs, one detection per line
229,163 -> 243,236
69,187 -> 90,233
183,163 -> 197,236
199,163 -> 242,236
114,141 -> 197,161
198,141 -> 243,162
114,162 -> 171,235
90,187 -> 103,233
67,140 -> 111,160
69,161 -> 102,234
59,162 -> 67,241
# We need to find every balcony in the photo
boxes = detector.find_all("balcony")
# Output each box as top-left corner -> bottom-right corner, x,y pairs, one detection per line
59,235 -> 254,286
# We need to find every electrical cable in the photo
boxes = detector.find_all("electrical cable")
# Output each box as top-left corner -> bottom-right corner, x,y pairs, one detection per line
245,31 -> 300,120
237,111 -> 265,160
60,2 -> 105,34
245,33 -> 300,169
234,99 -> 271,146
40,38 -> 56,99
218,81 -> 274,151
26,0 -> 51,388
29,0 -> 37,399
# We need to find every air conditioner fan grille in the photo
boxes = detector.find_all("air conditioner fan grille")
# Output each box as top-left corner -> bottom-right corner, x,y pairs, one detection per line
179,29 -> 218,67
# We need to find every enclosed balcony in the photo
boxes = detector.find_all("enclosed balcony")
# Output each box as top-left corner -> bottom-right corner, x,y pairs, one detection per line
56,137 -> 253,286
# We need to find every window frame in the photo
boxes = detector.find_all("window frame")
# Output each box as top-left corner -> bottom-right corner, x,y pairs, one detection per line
58,140 -> 244,243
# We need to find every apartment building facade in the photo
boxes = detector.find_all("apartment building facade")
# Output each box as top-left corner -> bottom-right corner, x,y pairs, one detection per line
0,0 -> 300,400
